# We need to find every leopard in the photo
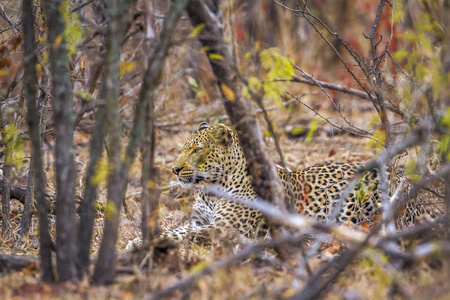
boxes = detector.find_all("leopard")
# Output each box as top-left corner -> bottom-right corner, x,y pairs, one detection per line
162,122 -> 393,244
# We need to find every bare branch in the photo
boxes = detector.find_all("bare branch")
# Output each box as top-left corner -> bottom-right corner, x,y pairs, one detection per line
155,99 -> 297,129
70,0 -> 95,13
0,254 -> 39,272
145,233 -> 306,299
274,1 -> 373,98
366,0 -> 393,144
23,0 -> 54,281
0,3 -> 19,35
295,66 -> 376,138
286,91 -> 377,140
273,74 -> 405,118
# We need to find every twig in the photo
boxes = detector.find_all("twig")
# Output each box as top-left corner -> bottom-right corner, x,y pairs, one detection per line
294,66 -> 375,140
0,26 -> 15,35
386,51 -> 435,117
145,233 -> 306,299
70,0 -> 95,13
154,99 -> 297,129
203,185 -> 367,243
276,0 -> 404,147
273,75 -> 404,118
366,0 -> 392,145
274,1 -> 374,101
294,233 -> 372,300
274,76 -> 375,100
0,3 -> 19,35
286,91 -> 375,140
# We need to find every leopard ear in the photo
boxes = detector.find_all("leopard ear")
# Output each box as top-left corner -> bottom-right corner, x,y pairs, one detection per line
197,122 -> 210,132
211,124 -> 231,145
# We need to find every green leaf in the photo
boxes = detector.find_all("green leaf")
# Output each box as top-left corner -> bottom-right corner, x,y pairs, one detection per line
74,91 -> 95,101
241,85 -> 251,99
187,76 -> 198,88
104,201 -> 118,220
366,129 -> 386,150
289,126 -> 306,135
119,61 -> 136,77
189,24 -> 205,38
60,0 -> 83,56
392,50 -> 408,62
248,76 -> 261,92
306,119 -> 320,144
189,260 -> 209,274
208,53 -> 224,60
91,157 -> 109,185
441,108 -> 450,127
404,159 -> 420,182
259,48 -> 294,102
3,123 -> 24,168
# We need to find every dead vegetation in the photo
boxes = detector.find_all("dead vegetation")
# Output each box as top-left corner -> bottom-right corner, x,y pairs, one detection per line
0,0 -> 449,298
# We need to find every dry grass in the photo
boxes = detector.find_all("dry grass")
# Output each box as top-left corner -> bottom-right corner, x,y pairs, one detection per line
0,1 -> 448,298
1,95 -> 448,299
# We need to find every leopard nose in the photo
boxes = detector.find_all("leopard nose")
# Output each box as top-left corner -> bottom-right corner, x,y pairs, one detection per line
172,167 -> 182,175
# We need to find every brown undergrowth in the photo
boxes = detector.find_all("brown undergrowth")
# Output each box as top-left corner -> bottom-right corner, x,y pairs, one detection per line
1,97 -> 448,298
0,0 -> 448,296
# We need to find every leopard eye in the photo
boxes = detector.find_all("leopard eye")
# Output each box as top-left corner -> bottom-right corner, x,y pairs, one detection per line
192,148 -> 202,154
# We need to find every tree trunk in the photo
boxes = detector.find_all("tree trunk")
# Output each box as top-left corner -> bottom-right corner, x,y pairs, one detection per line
19,169 -> 33,237
23,0 -> 54,282
185,1 -> 285,207
91,0 -> 129,284
21,73 -> 49,237
92,0 -> 188,284
76,88 -> 107,276
41,0 -> 77,282
0,79 -> 13,239
141,92 -> 161,244
93,0 -> 186,284
186,1 -> 287,257
0,124 -> 11,239
76,5 -> 111,278
140,0 -> 161,246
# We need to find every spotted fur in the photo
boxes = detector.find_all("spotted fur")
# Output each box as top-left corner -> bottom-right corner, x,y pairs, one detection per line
161,122 -> 393,243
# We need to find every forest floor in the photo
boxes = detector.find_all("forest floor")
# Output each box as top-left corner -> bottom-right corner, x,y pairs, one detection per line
0,95 -> 449,299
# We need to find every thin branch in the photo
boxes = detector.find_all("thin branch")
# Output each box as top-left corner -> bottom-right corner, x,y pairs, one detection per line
274,1 -> 374,99
148,131 -> 448,297
367,0 -> 392,145
155,99 -> 297,129
387,51 -> 434,100
275,75 -> 375,100
286,90 -> 376,140
70,0 -> 95,13
145,233 -> 306,299
276,0 -> 401,147
273,75 -> 404,118
0,3 -> 19,35
294,66 -> 376,139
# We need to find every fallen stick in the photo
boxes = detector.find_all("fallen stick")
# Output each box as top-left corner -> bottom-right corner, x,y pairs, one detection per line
0,254 -> 38,272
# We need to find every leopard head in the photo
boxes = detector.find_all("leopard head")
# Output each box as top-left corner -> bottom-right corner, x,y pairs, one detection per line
171,122 -> 246,187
